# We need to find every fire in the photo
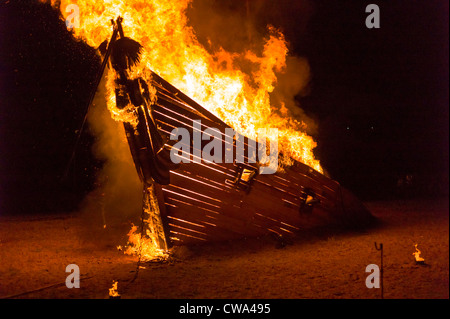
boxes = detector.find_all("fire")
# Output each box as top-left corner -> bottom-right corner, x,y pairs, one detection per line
48,0 -> 324,260
124,225 -> 166,261
123,185 -> 169,261
413,244 -> 425,263
108,280 -> 120,298
47,0 -> 322,172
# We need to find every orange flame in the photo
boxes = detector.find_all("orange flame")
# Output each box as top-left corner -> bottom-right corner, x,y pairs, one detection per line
48,0 -> 325,261
413,244 -> 425,263
108,280 -> 120,297
49,0 -> 322,172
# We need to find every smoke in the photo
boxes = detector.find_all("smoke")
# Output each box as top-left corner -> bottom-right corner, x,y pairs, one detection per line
78,72 -> 142,242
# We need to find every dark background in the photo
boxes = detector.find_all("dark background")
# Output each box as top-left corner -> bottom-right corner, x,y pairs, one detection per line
0,0 -> 448,215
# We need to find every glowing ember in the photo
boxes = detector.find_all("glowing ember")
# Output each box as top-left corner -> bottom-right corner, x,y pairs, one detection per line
413,244 -> 425,263
108,280 -> 120,298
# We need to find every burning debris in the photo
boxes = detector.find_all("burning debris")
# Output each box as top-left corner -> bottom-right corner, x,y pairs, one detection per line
108,281 -> 120,299
413,244 -> 426,265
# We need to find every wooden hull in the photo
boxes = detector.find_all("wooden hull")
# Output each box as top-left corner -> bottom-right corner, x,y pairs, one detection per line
144,73 -> 374,246
96,17 -> 372,247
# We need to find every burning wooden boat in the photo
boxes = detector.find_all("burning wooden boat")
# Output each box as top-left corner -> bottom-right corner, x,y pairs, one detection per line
147,71 -> 374,245
91,17 -> 373,252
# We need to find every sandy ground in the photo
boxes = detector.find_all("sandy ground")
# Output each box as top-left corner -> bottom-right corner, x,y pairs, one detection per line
0,198 -> 448,299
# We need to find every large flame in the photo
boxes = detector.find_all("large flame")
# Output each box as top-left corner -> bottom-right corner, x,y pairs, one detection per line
50,0 -> 322,172
48,0 -> 323,261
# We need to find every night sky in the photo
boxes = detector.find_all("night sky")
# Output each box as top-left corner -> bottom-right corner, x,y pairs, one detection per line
0,0 -> 448,215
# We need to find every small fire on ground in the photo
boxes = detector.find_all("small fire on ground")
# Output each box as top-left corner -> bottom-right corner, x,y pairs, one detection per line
109,281 -> 120,298
413,244 -> 425,264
